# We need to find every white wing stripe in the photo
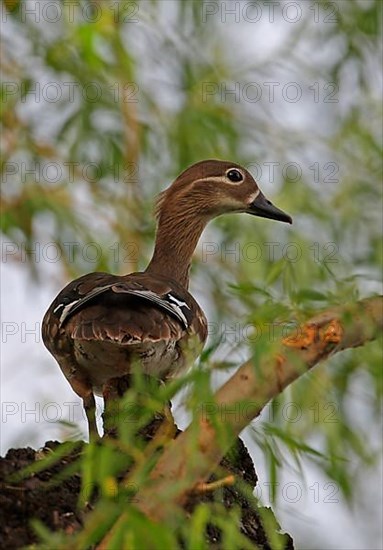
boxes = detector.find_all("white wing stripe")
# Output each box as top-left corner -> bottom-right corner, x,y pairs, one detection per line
57,285 -> 190,330
167,294 -> 190,309
57,299 -> 80,325
124,289 -> 189,328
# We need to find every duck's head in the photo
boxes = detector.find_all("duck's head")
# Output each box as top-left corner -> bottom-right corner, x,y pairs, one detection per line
157,159 -> 292,224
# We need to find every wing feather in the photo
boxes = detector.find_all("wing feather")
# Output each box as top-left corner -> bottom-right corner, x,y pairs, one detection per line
67,301 -> 184,345
58,282 -> 189,329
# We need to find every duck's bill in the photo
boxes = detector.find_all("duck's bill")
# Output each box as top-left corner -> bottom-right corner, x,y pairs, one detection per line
248,192 -> 292,224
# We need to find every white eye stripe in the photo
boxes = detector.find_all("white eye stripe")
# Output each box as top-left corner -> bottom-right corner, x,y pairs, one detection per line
193,176 -> 229,185
193,172 -> 245,186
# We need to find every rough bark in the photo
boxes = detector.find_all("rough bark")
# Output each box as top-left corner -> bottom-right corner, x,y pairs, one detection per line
1,438 -> 294,549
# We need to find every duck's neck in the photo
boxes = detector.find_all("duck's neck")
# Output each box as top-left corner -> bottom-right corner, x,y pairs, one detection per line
145,210 -> 207,289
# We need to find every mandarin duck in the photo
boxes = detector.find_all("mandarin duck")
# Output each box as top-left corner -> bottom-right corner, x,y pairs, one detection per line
42,160 -> 292,439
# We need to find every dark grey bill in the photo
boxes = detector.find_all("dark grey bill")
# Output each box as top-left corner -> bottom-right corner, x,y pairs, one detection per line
248,192 -> 292,224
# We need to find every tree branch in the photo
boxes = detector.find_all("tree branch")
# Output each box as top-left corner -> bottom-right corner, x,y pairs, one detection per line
137,297 -> 382,515
97,296 -> 382,545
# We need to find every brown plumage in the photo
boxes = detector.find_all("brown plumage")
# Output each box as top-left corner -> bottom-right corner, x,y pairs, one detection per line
42,159 -> 292,439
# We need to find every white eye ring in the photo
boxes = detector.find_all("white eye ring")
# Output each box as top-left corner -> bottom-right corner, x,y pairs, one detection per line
226,168 -> 244,183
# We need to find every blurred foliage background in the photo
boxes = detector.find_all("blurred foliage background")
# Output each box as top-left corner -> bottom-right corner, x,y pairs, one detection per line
1,0 -> 382,548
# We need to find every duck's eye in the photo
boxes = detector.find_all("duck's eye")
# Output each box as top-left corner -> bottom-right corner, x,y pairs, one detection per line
226,169 -> 243,183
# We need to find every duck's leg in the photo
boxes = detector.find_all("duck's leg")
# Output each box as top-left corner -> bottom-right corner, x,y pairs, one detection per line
161,400 -> 178,440
102,376 -> 132,438
68,372 -> 99,441
102,378 -> 120,438
142,376 -> 178,441
83,392 -> 99,442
